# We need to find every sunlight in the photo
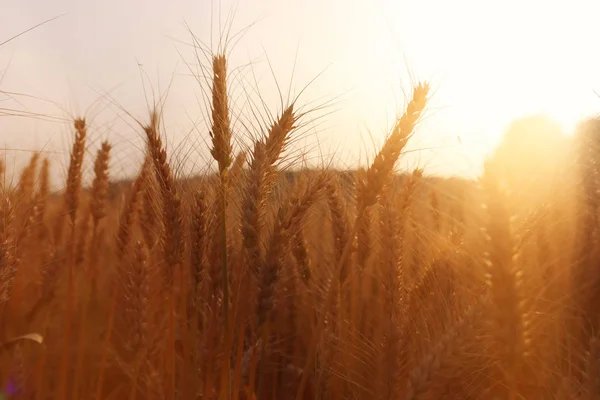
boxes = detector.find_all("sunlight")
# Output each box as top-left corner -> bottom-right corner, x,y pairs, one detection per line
349,0 -> 600,175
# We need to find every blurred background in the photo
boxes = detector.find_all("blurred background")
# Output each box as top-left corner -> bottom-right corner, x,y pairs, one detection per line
2,0 -> 600,187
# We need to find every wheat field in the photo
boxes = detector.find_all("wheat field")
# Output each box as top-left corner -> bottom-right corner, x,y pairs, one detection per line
0,47 -> 599,400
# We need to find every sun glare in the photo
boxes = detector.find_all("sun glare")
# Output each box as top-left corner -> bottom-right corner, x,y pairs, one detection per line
300,0 -> 600,178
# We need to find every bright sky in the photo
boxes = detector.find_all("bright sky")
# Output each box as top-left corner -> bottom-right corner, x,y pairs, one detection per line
2,0 -> 600,185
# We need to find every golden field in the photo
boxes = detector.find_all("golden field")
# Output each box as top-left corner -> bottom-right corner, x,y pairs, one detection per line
0,49 -> 599,400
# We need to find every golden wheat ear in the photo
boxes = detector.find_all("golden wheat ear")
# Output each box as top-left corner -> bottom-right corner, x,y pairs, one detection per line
32,158 -> 50,239
90,141 -> 111,228
190,190 -> 207,298
65,118 -> 87,226
256,173 -> 327,330
242,106 -> 301,279
16,152 -> 39,204
209,54 -> 233,177
144,111 -> 184,286
0,197 -> 17,306
228,150 -> 247,189
291,229 -> 311,285
356,83 -> 429,210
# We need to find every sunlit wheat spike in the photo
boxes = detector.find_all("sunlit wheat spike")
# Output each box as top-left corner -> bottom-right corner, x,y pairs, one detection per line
119,239 -> 152,352
33,158 -> 50,230
116,160 -> 148,260
228,150 -> 247,188
357,83 -> 429,209
190,190 -> 207,296
17,152 -> 39,203
140,155 -> 158,248
242,104 -> 300,279
325,182 -> 349,282
264,104 -> 297,167
0,197 -> 17,306
292,229 -> 311,285
257,174 -> 326,329
91,141 -> 111,227
144,111 -> 183,284
209,54 -> 233,175
242,140 -> 268,276
15,152 -> 40,245
65,118 -> 87,225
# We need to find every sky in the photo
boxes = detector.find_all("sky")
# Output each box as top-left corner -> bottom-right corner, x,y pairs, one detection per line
2,0 -> 600,186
